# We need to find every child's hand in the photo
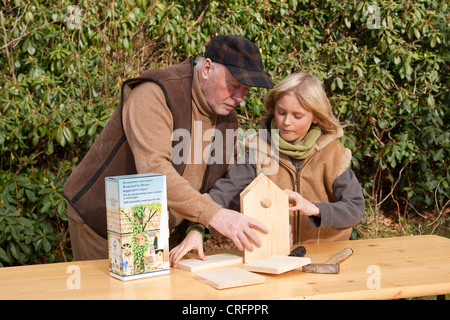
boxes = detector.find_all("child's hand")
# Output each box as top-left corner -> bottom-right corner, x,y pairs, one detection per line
283,189 -> 321,217
169,229 -> 206,268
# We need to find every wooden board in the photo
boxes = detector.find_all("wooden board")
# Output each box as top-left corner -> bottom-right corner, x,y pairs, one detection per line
242,255 -> 312,274
193,267 -> 265,290
177,253 -> 243,272
240,173 -> 290,263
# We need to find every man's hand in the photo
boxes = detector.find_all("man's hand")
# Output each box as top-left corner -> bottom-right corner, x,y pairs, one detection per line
209,208 -> 269,251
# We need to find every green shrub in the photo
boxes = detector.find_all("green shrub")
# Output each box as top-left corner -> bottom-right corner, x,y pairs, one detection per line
0,0 -> 448,266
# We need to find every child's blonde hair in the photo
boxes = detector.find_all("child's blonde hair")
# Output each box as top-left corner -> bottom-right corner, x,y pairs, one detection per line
264,73 -> 342,133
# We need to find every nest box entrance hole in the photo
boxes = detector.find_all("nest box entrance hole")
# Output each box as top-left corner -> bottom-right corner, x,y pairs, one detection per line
260,197 -> 272,209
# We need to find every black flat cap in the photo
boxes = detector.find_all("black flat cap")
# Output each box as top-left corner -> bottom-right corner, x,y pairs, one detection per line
205,35 -> 274,89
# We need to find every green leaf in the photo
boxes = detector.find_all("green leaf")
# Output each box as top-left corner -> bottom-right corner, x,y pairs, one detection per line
25,11 -> 34,23
427,95 -> 435,107
32,134 -> 39,146
88,123 -> 98,136
46,140 -> 54,155
405,63 -> 413,76
91,87 -> 99,98
336,77 -> 343,90
0,247 -> 8,263
123,37 -> 130,50
43,238 -> 52,253
18,217 -> 34,228
18,242 -> 31,256
9,242 -> 20,260
430,36 -> 436,48
22,39 -> 30,53
34,238 -> 42,251
355,66 -> 364,78
55,126 -> 66,147
344,18 -> 351,28
0,247 -> 13,265
28,43 -> 35,55
25,189 -> 37,202
256,12 -> 263,24
16,176 -> 30,187
62,127 -> 74,145
40,202 -> 51,213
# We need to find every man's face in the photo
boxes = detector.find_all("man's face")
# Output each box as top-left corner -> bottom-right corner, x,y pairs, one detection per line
199,59 -> 251,115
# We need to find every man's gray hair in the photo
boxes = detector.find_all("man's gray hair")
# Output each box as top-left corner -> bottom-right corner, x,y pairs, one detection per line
195,56 -> 222,73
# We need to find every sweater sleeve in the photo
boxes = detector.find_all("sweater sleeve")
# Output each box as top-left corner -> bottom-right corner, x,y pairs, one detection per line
122,82 -> 221,227
310,167 -> 365,229
209,153 -> 257,209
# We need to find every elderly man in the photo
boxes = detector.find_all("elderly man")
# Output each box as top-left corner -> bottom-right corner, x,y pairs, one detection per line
63,35 -> 273,260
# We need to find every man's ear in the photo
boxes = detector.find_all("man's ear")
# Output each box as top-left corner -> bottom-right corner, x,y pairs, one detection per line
200,58 -> 214,80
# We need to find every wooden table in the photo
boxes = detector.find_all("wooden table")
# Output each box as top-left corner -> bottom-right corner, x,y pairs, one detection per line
1,235 -> 449,300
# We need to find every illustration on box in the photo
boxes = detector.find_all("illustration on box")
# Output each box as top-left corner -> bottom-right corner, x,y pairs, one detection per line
108,204 -> 168,276
106,174 -> 170,280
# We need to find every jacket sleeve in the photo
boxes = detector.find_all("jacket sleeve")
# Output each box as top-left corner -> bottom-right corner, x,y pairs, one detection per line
310,167 -> 365,229
209,153 -> 257,210
122,82 -> 221,227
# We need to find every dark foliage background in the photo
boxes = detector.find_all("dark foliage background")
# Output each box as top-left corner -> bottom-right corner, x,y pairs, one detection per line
0,0 -> 448,265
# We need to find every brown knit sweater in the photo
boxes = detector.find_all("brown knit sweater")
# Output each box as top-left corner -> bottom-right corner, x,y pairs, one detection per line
122,70 -> 222,230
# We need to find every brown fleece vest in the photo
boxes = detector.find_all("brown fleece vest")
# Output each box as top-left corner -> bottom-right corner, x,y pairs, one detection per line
63,59 -> 238,239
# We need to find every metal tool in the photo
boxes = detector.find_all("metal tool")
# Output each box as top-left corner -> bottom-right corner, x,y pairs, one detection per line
302,248 -> 353,274
289,246 -> 306,257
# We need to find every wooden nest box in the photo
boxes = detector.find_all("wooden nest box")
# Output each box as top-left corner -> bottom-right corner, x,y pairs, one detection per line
240,173 -> 290,263
135,233 -> 146,246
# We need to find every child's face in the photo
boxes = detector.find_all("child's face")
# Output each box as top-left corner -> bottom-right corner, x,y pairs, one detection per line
274,93 -> 317,144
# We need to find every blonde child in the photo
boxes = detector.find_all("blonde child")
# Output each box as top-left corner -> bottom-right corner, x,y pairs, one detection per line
170,72 -> 364,267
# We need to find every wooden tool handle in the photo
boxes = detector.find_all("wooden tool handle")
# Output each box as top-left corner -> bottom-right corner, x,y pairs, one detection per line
326,248 -> 353,264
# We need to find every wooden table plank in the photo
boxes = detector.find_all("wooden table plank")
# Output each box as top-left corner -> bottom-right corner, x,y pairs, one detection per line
0,235 -> 449,300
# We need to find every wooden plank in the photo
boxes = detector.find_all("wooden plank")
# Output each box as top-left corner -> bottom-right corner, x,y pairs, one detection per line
239,171 -> 266,200
240,173 -> 290,263
242,256 -> 311,274
177,253 -> 243,272
193,267 -> 265,290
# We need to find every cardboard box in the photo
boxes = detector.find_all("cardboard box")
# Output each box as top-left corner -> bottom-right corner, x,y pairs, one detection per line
105,173 -> 170,281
